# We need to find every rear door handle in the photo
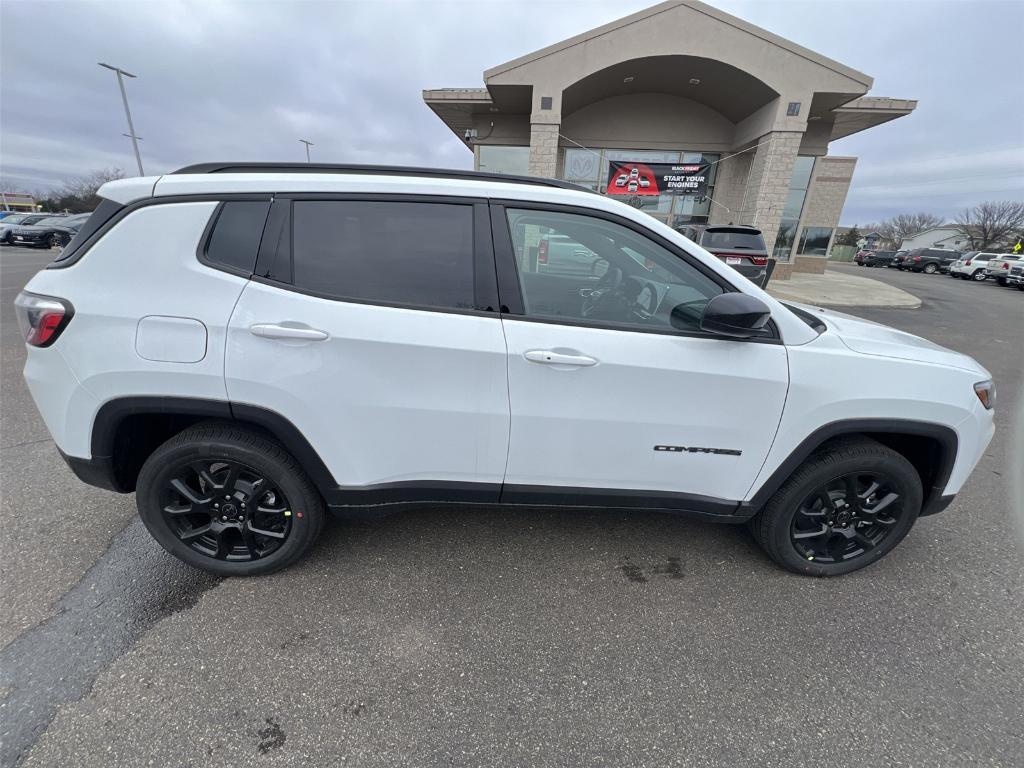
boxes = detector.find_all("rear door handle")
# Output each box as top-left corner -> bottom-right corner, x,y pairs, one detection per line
524,350 -> 598,367
250,323 -> 328,341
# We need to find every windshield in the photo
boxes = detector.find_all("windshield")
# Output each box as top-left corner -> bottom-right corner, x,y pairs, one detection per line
2,214 -> 29,225
31,217 -> 66,227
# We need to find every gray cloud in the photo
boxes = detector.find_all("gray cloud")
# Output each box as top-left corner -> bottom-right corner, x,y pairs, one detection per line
2,0 -> 1021,224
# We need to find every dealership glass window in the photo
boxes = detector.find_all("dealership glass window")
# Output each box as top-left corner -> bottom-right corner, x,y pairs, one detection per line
560,147 -> 719,228
771,155 -> 815,260
478,145 -> 530,175
797,227 -> 833,256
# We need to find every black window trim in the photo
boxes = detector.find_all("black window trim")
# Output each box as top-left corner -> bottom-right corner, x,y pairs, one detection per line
49,193 -> 273,270
489,199 -> 781,344
253,193 -> 500,318
196,198 -> 274,278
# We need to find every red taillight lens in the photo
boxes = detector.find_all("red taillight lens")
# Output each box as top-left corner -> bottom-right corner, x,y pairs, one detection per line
965,260 -> 972,265
14,291 -> 73,347
913,256 -> 921,261
749,256 -> 768,266
1002,263 -> 1009,269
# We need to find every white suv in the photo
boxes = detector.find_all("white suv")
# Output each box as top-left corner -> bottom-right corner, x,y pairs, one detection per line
948,252 -> 998,281
16,164 -> 996,577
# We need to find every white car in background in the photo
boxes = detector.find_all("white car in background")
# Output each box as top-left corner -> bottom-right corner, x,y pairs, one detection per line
949,252 -> 997,281
985,253 -> 1023,285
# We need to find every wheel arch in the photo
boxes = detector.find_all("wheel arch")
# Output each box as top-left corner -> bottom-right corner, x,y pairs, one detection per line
90,397 -> 337,497
747,419 -> 958,517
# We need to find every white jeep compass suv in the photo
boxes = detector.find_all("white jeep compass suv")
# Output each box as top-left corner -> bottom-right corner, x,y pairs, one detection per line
16,164 -> 996,577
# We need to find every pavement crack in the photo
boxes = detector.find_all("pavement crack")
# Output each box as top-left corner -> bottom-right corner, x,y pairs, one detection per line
0,519 -> 219,767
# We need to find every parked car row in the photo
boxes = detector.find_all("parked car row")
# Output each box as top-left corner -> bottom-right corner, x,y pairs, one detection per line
854,246 -> 1022,291
0,212 -> 91,248
949,251 -> 1023,288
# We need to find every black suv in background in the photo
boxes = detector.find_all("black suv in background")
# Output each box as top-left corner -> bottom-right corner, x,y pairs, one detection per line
903,248 -> 959,274
698,225 -> 772,287
860,250 -> 899,267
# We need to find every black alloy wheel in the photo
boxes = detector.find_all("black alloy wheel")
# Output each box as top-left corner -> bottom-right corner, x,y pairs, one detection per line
48,233 -> 63,249
161,459 -> 293,562
749,437 -> 922,576
790,472 -> 903,564
137,423 -> 325,576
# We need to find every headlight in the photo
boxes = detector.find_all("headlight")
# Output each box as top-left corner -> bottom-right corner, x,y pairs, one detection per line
974,380 -> 995,410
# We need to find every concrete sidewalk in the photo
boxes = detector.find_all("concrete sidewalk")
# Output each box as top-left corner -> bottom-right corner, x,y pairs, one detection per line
767,267 -> 921,308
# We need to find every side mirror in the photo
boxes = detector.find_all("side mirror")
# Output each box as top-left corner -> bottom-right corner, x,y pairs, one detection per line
698,293 -> 773,338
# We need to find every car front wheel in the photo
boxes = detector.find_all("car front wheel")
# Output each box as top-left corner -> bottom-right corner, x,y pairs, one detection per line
749,438 -> 922,576
136,422 -> 326,576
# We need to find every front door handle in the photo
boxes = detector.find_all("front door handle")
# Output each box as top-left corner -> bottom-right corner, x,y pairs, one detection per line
250,323 -> 329,341
524,350 -> 598,367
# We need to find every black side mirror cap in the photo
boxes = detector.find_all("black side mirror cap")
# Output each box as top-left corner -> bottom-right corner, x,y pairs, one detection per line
697,292 -> 773,338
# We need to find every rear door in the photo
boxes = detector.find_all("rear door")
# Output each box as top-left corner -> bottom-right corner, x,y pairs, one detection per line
225,196 -> 509,504
492,202 -> 789,511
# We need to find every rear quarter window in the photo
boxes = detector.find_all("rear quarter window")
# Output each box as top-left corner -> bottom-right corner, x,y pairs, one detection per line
203,201 -> 272,274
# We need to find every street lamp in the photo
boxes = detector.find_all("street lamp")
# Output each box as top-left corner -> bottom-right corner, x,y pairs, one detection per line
98,62 -> 144,176
299,139 -> 314,163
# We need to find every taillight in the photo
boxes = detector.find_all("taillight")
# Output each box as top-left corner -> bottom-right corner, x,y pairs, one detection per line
749,256 -> 768,266
538,240 -> 548,264
1002,263 -> 1009,269
913,256 -> 921,262
14,291 -> 73,347
965,260 -> 972,265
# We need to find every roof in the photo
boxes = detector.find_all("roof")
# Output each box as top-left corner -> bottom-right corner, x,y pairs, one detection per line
484,1 -> 872,88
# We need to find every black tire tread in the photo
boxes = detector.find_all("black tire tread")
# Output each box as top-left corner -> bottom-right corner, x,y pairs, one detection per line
137,421 -> 325,576
750,437 -> 920,576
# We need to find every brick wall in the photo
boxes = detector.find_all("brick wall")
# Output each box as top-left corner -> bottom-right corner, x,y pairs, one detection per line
528,123 -> 559,177
802,157 -> 856,228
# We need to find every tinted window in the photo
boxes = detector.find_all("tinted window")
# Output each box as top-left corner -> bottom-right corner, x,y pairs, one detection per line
205,201 -> 270,273
701,229 -> 766,251
506,208 -> 724,333
291,201 -> 475,310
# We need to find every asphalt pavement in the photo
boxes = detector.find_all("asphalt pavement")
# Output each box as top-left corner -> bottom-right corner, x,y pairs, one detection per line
1,249 -> 1021,767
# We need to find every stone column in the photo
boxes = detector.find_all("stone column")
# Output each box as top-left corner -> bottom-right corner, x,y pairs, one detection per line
738,131 -> 803,261
527,118 -> 560,178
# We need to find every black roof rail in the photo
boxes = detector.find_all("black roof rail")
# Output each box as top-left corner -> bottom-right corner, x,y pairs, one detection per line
171,162 -> 595,194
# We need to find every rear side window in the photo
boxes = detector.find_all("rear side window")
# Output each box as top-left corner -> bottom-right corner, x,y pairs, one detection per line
290,201 -> 475,310
204,201 -> 271,274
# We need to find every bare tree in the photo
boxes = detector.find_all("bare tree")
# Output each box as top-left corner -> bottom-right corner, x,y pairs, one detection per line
954,201 -> 1024,251
872,212 -> 945,247
35,168 -> 126,213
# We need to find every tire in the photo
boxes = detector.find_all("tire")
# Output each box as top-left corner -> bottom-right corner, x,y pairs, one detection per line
136,422 -> 326,576
749,437 -> 922,576
996,277 -> 1007,286
972,270 -> 987,282
48,234 -> 62,249
923,263 -> 938,274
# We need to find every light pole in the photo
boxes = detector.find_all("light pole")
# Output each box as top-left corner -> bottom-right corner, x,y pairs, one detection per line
299,139 -> 314,163
98,62 -> 144,176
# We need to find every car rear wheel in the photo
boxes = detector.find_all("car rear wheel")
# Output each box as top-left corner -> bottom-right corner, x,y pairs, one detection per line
923,263 -> 938,274
749,438 -> 922,576
136,422 -> 326,576
972,270 -> 987,281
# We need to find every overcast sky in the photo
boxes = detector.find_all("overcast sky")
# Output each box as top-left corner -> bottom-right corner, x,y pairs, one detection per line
2,0 -> 1021,224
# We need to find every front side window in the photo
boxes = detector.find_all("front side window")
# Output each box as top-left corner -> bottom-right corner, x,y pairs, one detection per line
505,208 -> 724,333
291,201 -> 475,310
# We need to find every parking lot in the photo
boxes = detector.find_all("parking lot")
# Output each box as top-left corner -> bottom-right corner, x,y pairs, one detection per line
1,246 -> 1021,766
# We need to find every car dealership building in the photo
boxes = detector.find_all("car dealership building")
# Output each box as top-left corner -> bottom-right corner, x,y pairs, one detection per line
424,0 -> 916,279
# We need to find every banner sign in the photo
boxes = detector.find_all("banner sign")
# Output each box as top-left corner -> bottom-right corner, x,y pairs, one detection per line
605,161 -> 710,197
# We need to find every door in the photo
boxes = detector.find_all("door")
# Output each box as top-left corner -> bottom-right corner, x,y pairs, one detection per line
226,197 -> 509,503
493,204 -> 789,509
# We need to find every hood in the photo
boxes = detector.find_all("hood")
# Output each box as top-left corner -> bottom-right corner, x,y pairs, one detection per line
789,303 -> 988,375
